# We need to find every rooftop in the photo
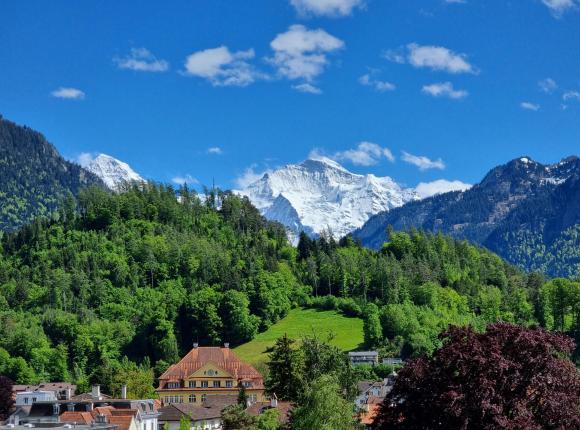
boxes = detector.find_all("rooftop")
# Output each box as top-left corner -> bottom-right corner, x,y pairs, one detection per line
158,346 -> 263,384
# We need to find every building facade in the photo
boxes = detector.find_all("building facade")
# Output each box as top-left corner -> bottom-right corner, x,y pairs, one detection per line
156,344 -> 265,406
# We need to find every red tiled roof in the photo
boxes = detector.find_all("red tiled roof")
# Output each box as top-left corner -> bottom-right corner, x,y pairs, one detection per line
60,411 -> 94,424
109,415 -> 134,430
360,404 -> 381,425
158,347 -> 262,383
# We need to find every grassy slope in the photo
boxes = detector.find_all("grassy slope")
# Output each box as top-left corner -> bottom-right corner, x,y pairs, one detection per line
234,308 -> 364,368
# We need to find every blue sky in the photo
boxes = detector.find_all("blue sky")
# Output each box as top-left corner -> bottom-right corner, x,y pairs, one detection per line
1,0 -> 580,191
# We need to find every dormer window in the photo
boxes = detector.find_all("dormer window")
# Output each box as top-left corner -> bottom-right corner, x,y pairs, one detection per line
166,382 -> 180,389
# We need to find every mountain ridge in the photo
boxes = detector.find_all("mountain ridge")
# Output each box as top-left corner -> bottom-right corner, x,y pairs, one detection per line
354,155 -> 580,277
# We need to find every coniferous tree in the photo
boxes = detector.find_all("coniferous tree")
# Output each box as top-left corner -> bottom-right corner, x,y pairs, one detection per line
265,334 -> 301,401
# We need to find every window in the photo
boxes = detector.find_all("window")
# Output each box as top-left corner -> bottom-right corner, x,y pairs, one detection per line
201,394 -> 207,402
212,381 -> 220,388
201,381 -> 208,388
225,381 -> 233,388
167,382 -> 180,389
188,381 -> 196,388
189,394 -> 196,403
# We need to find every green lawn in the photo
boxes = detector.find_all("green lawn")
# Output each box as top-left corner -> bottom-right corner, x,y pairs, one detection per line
234,307 -> 364,369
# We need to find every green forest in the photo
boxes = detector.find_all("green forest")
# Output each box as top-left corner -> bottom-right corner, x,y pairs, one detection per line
0,184 -> 578,398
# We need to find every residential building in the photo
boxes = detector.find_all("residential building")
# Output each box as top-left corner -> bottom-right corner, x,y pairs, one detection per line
12,383 -> 76,404
355,372 -> 398,429
158,395 -> 237,430
0,423 -> 114,430
245,395 -> 293,427
348,351 -> 379,366
15,390 -> 57,407
9,385 -> 158,430
156,344 -> 265,406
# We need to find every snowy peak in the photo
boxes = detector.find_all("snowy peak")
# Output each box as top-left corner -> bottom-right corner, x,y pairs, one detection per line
239,158 -> 419,240
84,154 -> 144,190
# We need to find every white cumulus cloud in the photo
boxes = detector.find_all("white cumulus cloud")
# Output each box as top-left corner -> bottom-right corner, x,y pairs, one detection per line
207,147 -> 223,155
290,0 -> 365,17
402,151 -> 445,171
333,142 -> 395,166
51,87 -> 85,100
235,165 -> 271,188
520,101 -> 540,111
358,73 -> 396,92
268,25 -> 344,82
183,46 -> 262,87
114,48 -> 169,72
293,83 -> 323,94
77,152 -> 95,166
422,82 -> 468,99
172,174 -> 199,185
415,179 -> 471,198
538,78 -> 558,93
386,43 -> 476,74
541,0 -> 578,17
563,90 -> 580,101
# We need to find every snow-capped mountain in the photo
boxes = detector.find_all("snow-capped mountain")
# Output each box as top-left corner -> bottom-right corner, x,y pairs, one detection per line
84,154 -> 144,190
238,157 -> 419,241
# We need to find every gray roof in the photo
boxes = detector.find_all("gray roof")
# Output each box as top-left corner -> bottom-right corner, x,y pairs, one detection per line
348,351 -> 378,357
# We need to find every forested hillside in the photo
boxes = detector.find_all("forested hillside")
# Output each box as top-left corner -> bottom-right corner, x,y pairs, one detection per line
0,184 -> 577,399
354,156 -> 580,278
0,116 -> 105,231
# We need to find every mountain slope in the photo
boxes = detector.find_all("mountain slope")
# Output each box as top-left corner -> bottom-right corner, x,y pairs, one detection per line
84,153 -> 144,190
0,116 -> 105,231
354,156 -> 580,277
238,157 -> 419,240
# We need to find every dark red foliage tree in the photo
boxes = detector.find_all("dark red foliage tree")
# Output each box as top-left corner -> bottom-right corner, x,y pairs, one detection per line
0,375 -> 15,422
373,323 -> 580,430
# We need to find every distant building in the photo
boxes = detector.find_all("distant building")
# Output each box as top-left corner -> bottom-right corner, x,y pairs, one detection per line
0,423 -> 114,430
245,395 -> 293,427
156,344 -> 265,406
12,383 -> 77,404
158,395 -> 237,430
9,384 -> 158,430
355,372 -> 398,429
382,357 -> 403,366
348,351 -> 379,366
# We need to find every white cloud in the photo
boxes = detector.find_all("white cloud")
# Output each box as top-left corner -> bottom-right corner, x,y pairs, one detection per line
290,0 -> 364,17
235,165 -> 270,188
408,44 -> 475,74
172,174 -> 199,185
77,152 -> 95,166
422,82 -> 468,99
541,0 -> 578,17
358,73 -> 396,92
415,179 -> 472,198
386,43 -> 476,74
293,83 -> 323,94
268,25 -> 344,82
402,151 -> 445,170
183,46 -> 262,86
51,87 -> 85,100
538,78 -> 557,93
207,147 -> 223,155
563,90 -> 580,101
520,101 -> 540,111
114,48 -> 169,72
333,141 -> 395,166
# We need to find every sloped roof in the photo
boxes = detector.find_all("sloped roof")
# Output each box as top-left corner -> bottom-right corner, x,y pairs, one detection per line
158,347 -> 262,382
13,383 -> 76,393
109,415 -> 134,430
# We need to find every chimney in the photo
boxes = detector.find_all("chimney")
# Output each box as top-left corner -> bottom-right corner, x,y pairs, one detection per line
193,342 -> 198,349
65,388 -> 72,400
270,394 -> 278,408
223,342 -> 229,349
91,385 -> 101,400
121,385 -> 127,400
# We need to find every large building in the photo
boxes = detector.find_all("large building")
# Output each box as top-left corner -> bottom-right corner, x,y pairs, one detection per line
156,344 -> 265,406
